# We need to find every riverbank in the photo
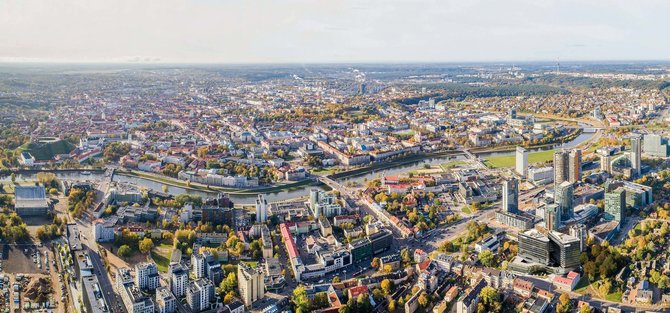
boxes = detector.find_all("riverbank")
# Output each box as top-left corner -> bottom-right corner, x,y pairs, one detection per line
114,169 -> 320,195
327,150 -> 464,180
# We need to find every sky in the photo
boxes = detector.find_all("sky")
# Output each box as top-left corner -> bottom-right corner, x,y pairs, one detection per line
1,0 -> 668,63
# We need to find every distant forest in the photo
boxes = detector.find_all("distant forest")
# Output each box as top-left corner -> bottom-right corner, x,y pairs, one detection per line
523,75 -> 670,90
399,83 -> 569,104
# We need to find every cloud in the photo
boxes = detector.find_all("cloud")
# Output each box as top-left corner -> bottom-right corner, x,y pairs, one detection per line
0,0 -> 668,63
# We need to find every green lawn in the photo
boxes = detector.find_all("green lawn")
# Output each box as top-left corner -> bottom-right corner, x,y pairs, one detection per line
606,291 -> 622,302
241,260 -> 258,268
439,161 -> 467,171
151,248 -> 171,273
19,140 -> 75,161
574,277 -> 590,294
461,206 -> 472,214
484,149 -> 556,168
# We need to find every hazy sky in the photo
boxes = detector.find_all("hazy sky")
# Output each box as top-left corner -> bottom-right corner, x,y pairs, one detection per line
1,0 -> 668,63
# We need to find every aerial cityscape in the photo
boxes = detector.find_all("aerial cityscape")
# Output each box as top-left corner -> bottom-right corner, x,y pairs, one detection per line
1,1 -> 670,313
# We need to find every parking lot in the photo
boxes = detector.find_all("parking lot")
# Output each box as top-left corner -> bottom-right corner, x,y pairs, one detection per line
1,244 -> 50,274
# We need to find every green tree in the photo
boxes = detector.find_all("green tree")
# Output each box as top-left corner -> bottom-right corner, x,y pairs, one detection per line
117,245 -> 132,258
292,285 -> 310,313
381,278 -> 395,295
477,286 -> 502,313
417,292 -> 429,307
312,292 -> 330,310
139,238 -> 154,254
387,299 -> 396,312
478,249 -> 495,267
556,293 -> 572,313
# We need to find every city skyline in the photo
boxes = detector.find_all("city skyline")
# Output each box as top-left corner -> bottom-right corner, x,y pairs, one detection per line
1,0 -> 670,63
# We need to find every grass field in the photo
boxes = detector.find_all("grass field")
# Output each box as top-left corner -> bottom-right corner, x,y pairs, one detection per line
574,277 -> 590,294
439,160 -> 467,171
461,206 -> 472,214
483,149 -> 556,168
151,244 -> 173,273
605,291 -> 622,302
19,140 -> 75,161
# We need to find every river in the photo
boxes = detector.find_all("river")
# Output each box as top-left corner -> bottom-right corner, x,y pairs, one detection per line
2,129 -> 596,204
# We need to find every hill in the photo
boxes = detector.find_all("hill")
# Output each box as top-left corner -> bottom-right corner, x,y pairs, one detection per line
20,140 -> 75,161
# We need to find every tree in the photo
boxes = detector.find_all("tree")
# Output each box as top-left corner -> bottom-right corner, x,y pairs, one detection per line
372,288 -> 384,302
139,238 -> 154,254
332,276 -> 341,283
580,303 -> 593,313
417,292 -> 429,307
312,292 -> 330,310
371,257 -> 380,269
387,299 -> 396,312
292,285 -> 310,313
381,278 -> 395,295
477,286 -> 502,313
478,249 -> 495,267
117,245 -> 132,258
223,292 -> 236,304
400,248 -> 411,264
357,294 -> 372,312
382,264 -> 394,273
556,293 -> 572,313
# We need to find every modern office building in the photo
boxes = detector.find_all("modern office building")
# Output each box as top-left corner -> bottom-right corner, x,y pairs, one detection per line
528,166 -> 554,185
309,189 -> 342,218
599,153 -> 612,173
604,188 -> 626,223
631,134 -> 642,177
169,264 -> 189,297
548,231 -> 581,270
518,229 -> 552,265
502,178 -> 519,214
555,181 -> 574,221
568,149 -> 582,183
156,287 -> 177,313
496,211 -> 535,230
238,262 -> 265,307
516,146 -> 528,177
553,150 -> 570,188
544,204 -> 560,232
186,278 -> 214,313
568,224 -> 588,252
604,179 -> 653,209
256,194 -> 267,223
643,134 -> 670,157
135,262 -> 160,291
517,229 -> 580,272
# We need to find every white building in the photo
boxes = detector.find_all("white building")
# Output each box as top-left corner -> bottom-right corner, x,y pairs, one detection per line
528,166 -> 554,185
238,262 -> 265,307
256,194 -> 267,223
186,278 -> 213,313
156,287 -> 177,313
192,252 -> 206,279
169,264 -> 189,297
515,146 -> 528,177
93,219 -> 115,242
135,262 -> 160,291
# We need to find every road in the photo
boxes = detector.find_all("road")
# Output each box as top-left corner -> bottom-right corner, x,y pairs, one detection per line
78,216 -> 127,313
